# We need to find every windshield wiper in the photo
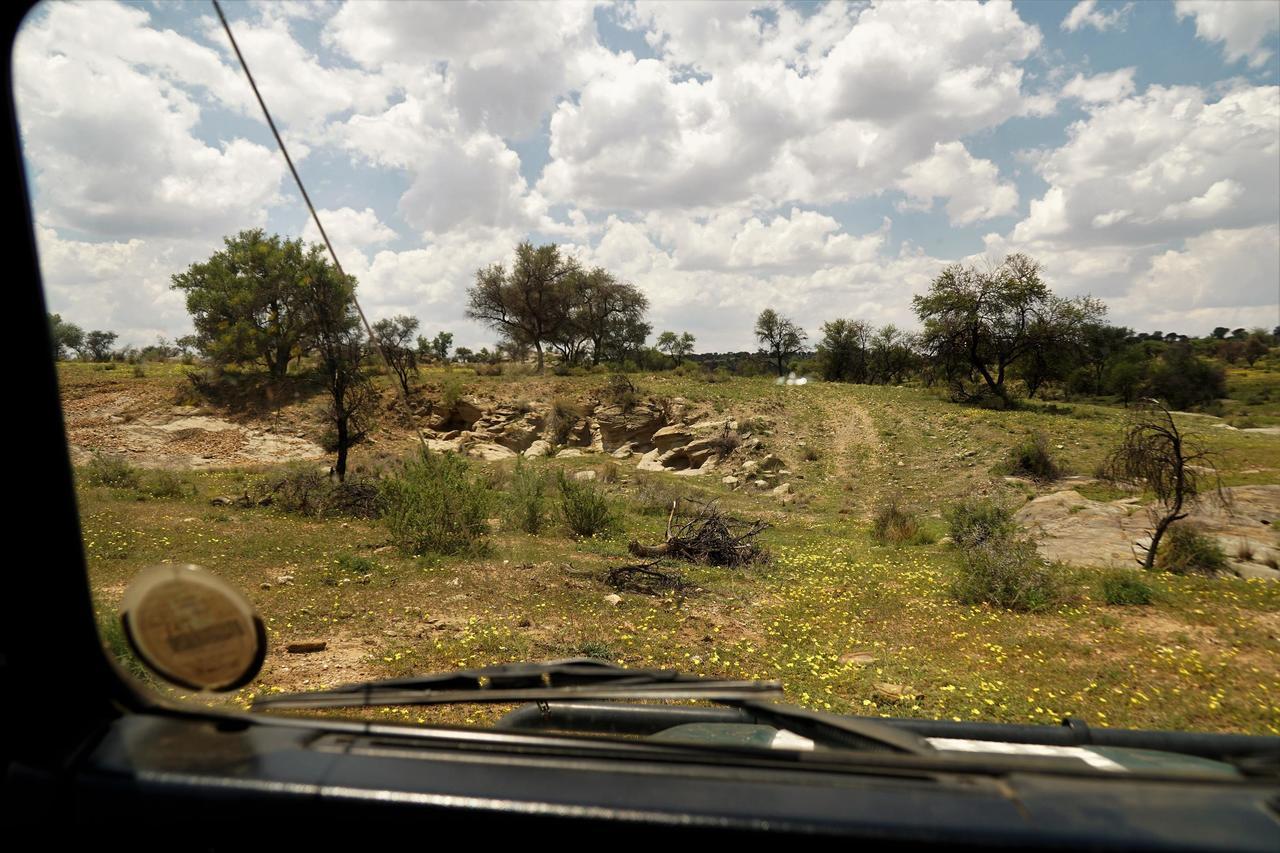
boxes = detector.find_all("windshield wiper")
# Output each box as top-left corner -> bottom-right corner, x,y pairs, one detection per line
251,658 -> 783,711
251,659 -> 933,756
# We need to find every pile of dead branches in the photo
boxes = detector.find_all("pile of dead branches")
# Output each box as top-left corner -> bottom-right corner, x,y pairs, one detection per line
627,499 -> 768,567
605,561 -> 687,595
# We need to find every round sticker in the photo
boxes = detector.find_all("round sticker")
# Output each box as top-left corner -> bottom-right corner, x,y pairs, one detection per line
119,564 -> 265,692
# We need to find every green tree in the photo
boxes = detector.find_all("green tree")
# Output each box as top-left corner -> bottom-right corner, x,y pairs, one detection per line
1243,330 -> 1271,367
1145,343 -> 1225,410
465,241 -> 577,373
1211,327 -> 1229,340
815,318 -> 870,382
754,308 -> 806,377
563,268 -> 649,366
371,315 -> 419,396
49,313 -> 84,360
80,330 -> 118,362
913,254 -> 1101,403
656,330 -> 695,364
171,229 -> 315,380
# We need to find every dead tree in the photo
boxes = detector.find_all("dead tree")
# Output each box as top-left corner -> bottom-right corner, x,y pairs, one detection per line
1102,399 -> 1224,570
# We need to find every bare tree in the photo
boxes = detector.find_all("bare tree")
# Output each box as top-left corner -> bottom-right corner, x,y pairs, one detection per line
1102,399 -> 1224,571
371,315 -> 419,396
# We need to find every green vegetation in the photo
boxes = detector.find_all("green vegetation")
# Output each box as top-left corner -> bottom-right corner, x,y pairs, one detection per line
945,497 -> 1018,549
1156,523 -> 1228,576
999,432 -> 1062,482
557,471 -> 618,538
381,451 -> 491,556
950,538 -> 1064,613
83,453 -> 141,489
869,497 -> 920,545
508,459 -> 551,535
1100,570 -> 1156,606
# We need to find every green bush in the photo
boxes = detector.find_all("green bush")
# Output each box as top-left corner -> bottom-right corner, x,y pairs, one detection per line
1155,523 -> 1227,576
83,453 -> 141,489
1099,570 -> 1155,606
139,469 -> 195,499
382,451 -> 492,556
945,497 -> 1018,549
266,465 -> 381,518
548,397 -> 583,444
441,375 -> 466,410
507,458 -> 550,535
870,497 -> 919,545
951,537 -> 1063,612
558,471 -> 617,538
1001,432 -> 1062,482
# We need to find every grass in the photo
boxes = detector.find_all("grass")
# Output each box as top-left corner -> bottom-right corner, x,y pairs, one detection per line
64,362 -> 1280,734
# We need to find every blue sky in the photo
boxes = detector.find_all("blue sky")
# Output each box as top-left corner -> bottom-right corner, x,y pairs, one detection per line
14,0 -> 1280,350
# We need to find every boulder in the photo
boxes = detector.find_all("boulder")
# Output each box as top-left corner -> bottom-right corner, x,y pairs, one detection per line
772,483 -> 792,497
594,403 -> 664,451
740,460 -> 760,476
573,469 -> 597,482
466,442 -> 516,462
523,440 -> 552,458
721,475 -> 740,487
652,424 -> 695,454
555,448 -> 585,458
684,436 -> 722,467
636,448 -> 666,472
611,443 -> 635,459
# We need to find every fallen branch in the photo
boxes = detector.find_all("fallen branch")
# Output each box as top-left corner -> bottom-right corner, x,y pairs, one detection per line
605,560 -> 687,595
627,499 -> 768,567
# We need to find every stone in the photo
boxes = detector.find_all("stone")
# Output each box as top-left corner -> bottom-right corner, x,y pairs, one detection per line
523,440 -> 553,458
611,443 -> 635,459
467,442 -> 517,461
652,424 -> 695,454
752,479 -> 769,489
636,448 -> 666,472
721,475 -> 740,486
740,460 -> 760,475
286,641 -> 327,654
573,470 -> 597,482
771,483 -> 792,497
759,453 -> 784,470
604,594 -> 622,607
555,447 -> 585,458
594,403 -> 664,451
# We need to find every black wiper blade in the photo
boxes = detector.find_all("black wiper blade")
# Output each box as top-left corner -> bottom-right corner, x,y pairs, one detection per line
730,699 -> 935,756
252,658 -> 783,711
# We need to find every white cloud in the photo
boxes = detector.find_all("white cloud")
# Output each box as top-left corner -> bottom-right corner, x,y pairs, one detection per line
1013,84 -> 1280,247
14,2 -> 286,240
1175,0 -> 1280,68
1061,1 -> 1132,33
539,0 -> 1046,212
896,142 -> 1019,225
301,207 -> 397,261
1061,67 -> 1136,103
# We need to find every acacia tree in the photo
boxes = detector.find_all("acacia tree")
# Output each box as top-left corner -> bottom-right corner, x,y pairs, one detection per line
656,331 -> 695,365
300,251 -> 376,482
49,313 -> 84,360
568,268 -> 649,366
815,318 -> 871,382
914,254 -> 1101,403
754,309 -> 806,376
1103,400 -> 1222,571
80,330 -> 118,362
371,315 -> 419,396
171,230 -> 313,380
466,242 -> 577,373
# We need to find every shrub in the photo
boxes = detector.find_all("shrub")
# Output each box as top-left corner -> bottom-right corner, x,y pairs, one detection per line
631,475 -> 686,516
801,446 -> 820,462
473,362 -> 503,376
266,466 -> 381,518
139,469 -> 195,499
507,458 -> 550,535
131,364 -> 146,378
1235,539 -> 1255,562
83,453 -> 141,489
441,375 -> 465,410
603,374 -> 640,411
951,537 -> 1062,612
709,423 -> 741,456
382,451 -> 491,556
1155,523 -> 1226,575
548,397 -> 582,444
1001,432 -> 1062,482
870,497 -> 919,545
945,497 -> 1018,549
558,471 -> 617,538
1099,570 -> 1155,606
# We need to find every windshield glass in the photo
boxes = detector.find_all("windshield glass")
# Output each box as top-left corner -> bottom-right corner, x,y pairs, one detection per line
15,0 -> 1279,740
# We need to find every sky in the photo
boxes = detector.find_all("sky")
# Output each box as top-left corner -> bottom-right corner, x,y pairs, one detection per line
14,0 -> 1280,352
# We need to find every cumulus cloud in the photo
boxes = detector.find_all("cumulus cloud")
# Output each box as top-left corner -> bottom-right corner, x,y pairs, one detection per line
1175,0 -> 1280,68
1061,67 -> 1137,103
1061,1 -> 1132,33
896,142 -> 1019,225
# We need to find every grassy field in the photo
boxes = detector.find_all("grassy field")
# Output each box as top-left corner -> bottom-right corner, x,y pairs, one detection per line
71,362 -> 1280,735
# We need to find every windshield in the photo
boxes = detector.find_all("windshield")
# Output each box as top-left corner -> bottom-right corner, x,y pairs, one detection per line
15,0 -> 1279,741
